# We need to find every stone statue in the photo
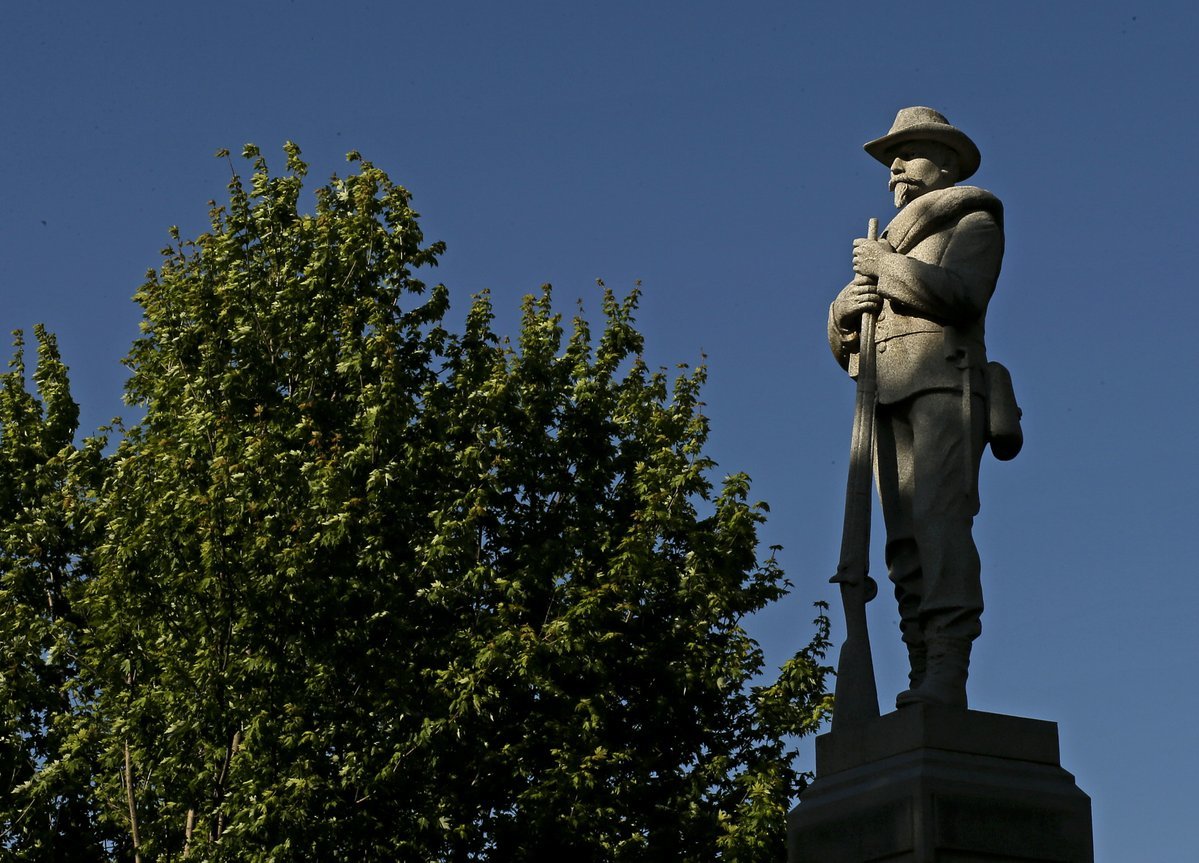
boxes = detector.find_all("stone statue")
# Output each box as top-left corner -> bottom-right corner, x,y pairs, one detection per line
829,107 -> 1019,710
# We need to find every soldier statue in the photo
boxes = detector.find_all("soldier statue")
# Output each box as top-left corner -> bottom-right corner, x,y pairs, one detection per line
829,107 -> 1019,710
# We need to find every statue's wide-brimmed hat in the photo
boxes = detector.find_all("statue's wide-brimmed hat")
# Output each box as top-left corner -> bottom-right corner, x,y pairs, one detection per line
864,106 -> 981,181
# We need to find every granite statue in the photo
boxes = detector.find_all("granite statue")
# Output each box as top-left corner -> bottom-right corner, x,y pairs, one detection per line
829,107 -> 1020,710
788,115 -> 1086,859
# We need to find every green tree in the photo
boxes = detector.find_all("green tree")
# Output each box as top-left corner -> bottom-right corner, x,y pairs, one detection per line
36,144 -> 829,860
0,327 -> 114,859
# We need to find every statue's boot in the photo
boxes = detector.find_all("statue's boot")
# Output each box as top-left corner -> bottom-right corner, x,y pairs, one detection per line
896,637 -> 969,709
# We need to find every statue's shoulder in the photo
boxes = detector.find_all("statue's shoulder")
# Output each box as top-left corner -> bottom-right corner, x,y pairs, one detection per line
929,186 -> 1003,221
887,187 -> 1003,252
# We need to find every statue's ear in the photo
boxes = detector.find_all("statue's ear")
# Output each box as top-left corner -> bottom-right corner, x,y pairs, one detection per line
941,150 -> 961,182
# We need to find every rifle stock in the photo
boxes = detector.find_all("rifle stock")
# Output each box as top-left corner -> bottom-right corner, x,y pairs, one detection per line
830,217 -> 881,729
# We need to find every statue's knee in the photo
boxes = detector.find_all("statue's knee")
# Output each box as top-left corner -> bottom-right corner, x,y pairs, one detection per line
885,536 -> 918,569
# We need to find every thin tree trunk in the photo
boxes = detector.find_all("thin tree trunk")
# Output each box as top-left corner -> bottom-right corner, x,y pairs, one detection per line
124,740 -> 142,863
183,807 -> 196,857
213,728 -> 242,840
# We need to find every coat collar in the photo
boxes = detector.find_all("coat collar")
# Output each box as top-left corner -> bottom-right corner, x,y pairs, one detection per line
883,186 -> 1003,254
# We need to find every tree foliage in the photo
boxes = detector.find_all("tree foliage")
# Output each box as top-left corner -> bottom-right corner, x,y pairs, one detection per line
1,145 -> 831,861
0,327 -> 114,858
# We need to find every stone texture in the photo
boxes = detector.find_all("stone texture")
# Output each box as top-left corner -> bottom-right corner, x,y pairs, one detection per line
787,705 -> 1093,862
828,107 -> 1023,710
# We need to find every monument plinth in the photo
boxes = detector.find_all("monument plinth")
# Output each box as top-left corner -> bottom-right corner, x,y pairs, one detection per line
787,704 -> 1093,862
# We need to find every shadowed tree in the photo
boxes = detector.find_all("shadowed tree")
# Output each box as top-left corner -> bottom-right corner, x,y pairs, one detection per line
24,145 -> 830,861
0,327 -> 114,859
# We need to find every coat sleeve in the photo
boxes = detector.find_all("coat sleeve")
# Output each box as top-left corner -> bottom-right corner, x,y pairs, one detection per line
828,302 -> 857,371
875,210 -> 1002,324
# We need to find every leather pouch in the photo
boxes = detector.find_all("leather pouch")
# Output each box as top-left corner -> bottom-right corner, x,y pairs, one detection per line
985,361 -> 1022,460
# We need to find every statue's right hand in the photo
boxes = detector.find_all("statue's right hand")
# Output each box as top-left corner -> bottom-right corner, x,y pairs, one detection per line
832,277 -> 881,332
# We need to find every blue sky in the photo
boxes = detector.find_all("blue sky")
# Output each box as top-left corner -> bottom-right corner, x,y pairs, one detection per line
2,2 -> 1195,859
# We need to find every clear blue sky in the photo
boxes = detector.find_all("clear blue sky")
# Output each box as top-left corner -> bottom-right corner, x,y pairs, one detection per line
3,2 -> 1195,859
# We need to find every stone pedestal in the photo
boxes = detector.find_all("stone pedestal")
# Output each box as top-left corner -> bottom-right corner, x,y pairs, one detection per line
787,704 -> 1093,862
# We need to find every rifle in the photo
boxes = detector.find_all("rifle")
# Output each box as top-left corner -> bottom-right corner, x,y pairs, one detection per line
829,217 -> 881,730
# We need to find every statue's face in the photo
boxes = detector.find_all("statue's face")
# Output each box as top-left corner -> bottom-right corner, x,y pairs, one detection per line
887,140 -> 958,208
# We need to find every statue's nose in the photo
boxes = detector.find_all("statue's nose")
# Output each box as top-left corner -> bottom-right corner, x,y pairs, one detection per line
890,158 -> 905,174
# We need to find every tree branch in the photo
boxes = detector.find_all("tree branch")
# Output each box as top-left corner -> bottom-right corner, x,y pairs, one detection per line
124,739 -> 143,863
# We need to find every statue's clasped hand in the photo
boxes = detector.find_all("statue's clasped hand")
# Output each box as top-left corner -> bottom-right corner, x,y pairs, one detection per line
852,236 -> 894,279
833,275 -> 882,333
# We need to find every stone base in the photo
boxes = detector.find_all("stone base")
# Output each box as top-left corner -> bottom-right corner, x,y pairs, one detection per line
787,704 -> 1093,862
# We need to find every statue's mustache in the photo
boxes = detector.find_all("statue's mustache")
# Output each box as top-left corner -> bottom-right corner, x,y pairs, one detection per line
889,176 -> 922,192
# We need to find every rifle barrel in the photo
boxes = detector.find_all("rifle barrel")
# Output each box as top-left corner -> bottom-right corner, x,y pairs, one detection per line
830,216 -> 881,729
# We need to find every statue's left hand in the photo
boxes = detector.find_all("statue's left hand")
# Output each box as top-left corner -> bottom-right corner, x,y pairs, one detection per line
852,237 -> 894,279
